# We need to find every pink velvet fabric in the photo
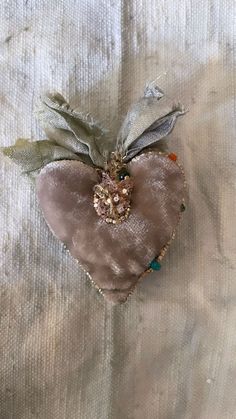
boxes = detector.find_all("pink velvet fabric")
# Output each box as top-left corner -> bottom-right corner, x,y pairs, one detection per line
36,152 -> 185,303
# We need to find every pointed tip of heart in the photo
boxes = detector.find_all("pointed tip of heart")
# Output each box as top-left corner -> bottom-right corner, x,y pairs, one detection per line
101,288 -> 135,304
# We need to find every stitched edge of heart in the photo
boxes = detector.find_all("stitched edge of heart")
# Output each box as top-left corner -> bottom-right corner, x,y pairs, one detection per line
62,151 -> 186,304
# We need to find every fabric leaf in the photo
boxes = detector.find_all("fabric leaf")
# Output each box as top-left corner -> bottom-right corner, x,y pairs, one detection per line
124,107 -> 185,161
37,92 -> 108,167
37,101 -> 90,156
1,139 -> 83,174
117,84 -> 185,153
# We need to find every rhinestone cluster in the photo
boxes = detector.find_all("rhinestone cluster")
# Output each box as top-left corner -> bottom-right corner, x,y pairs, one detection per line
93,152 -> 133,224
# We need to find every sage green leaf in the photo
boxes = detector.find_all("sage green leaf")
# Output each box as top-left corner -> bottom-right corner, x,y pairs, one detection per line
36,92 -> 89,155
117,84 -> 185,152
124,107 -> 185,161
37,111 -> 90,156
1,138 -> 83,174
37,92 -> 108,167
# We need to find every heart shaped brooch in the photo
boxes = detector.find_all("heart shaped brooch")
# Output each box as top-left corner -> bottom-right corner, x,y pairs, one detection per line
1,84 -> 187,303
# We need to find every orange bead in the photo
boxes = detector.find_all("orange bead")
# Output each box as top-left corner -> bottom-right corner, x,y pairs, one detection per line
168,152 -> 177,161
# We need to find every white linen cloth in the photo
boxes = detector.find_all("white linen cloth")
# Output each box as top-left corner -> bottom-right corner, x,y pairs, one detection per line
0,1 -> 235,418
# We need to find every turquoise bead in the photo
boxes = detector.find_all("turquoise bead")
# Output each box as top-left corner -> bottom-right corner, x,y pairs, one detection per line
149,259 -> 161,271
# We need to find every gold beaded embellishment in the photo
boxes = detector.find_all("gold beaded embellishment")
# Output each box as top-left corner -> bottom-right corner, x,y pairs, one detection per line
93,152 -> 133,224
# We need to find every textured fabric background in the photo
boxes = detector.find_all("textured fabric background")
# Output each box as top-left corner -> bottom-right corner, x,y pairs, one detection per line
0,1 -> 235,418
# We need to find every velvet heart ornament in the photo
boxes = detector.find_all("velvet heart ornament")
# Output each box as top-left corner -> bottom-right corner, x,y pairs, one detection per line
36,152 -> 185,303
1,84 -> 186,303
